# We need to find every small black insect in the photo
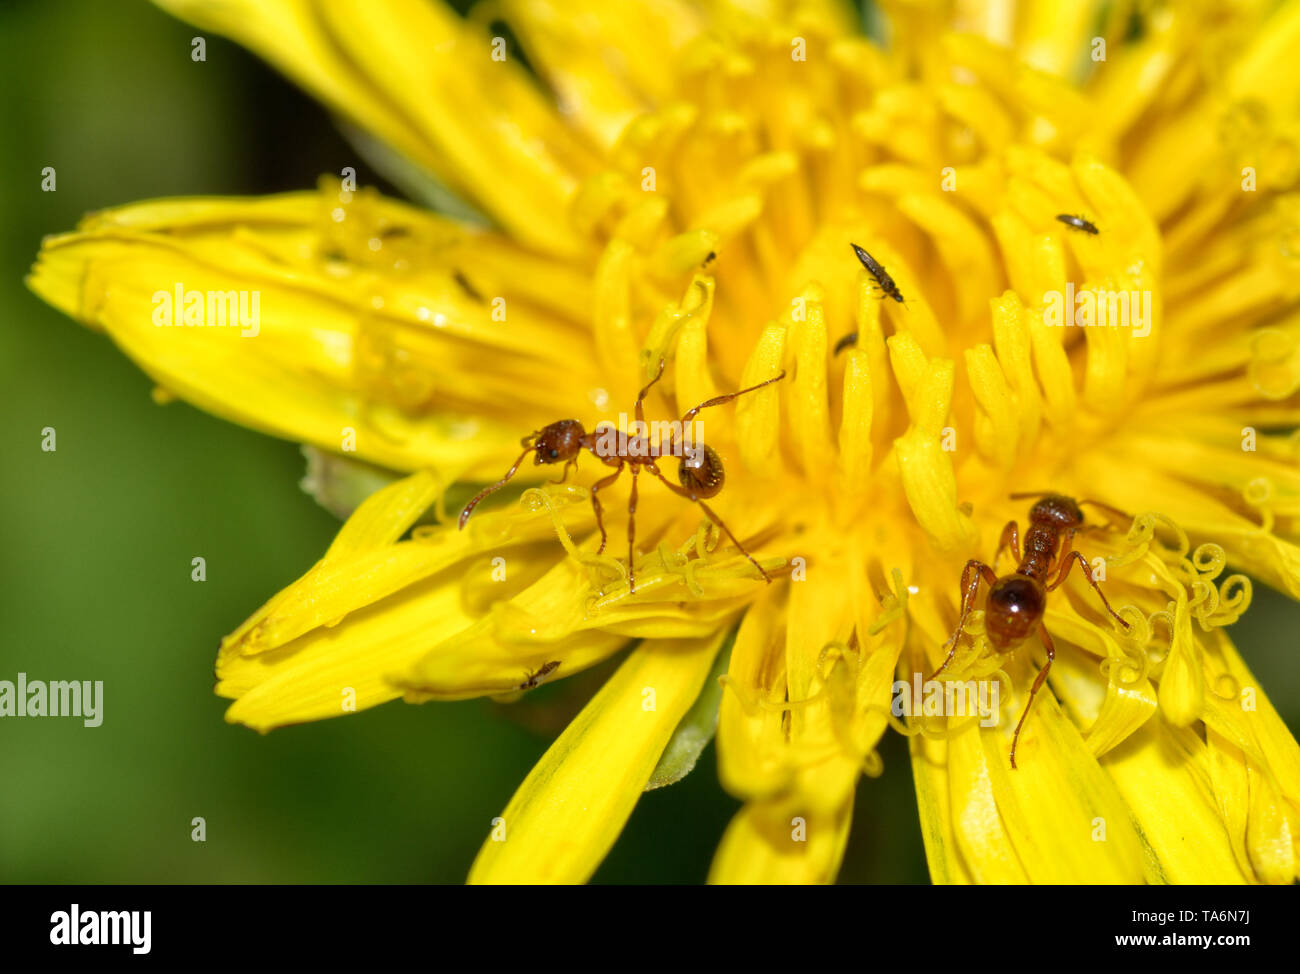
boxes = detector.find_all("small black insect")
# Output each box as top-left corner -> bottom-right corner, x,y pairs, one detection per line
835,243 -> 905,356
703,250 -> 717,266
851,243 -> 905,303
1055,213 -> 1099,235
453,269 -> 485,303
833,332 -> 860,356
519,660 -> 560,690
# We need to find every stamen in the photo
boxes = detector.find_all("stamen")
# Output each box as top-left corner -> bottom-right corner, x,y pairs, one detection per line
521,487 -> 627,589
866,567 -> 909,636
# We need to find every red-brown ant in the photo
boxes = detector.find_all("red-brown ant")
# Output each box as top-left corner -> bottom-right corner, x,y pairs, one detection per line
932,493 -> 1132,769
458,358 -> 786,593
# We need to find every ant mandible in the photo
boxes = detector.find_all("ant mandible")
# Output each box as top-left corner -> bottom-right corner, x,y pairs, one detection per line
932,492 -> 1132,769
458,358 -> 786,593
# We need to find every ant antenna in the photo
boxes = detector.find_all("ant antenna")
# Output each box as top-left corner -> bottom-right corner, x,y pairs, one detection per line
1008,492 -> 1130,526
458,437 -> 536,529
1077,499 -> 1131,522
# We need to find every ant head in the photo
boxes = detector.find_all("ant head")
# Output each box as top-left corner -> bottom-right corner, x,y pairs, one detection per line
459,421 -> 585,530
678,444 -> 725,498
531,420 -> 585,464
984,575 -> 1045,651
1029,494 -> 1084,529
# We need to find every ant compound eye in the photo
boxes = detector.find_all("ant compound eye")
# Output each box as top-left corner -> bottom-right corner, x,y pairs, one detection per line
549,449 -> 559,459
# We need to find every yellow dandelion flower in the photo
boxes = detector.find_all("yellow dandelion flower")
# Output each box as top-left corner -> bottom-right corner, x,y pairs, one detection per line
27,0 -> 1300,885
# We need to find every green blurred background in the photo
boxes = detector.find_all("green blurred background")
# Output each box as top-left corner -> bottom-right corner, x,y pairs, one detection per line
0,0 -> 1295,885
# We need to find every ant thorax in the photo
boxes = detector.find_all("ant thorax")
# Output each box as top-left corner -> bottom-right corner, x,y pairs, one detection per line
1018,523 -> 1060,580
589,418 -> 702,461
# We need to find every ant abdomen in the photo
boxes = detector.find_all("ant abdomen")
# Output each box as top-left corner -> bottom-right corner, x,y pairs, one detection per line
678,444 -> 725,498
984,574 -> 1045,651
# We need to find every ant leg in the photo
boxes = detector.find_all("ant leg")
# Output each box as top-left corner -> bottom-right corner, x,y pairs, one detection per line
933,560 -> 998,678
993,520 -> 1021,573
1055,528 -> 1075,569
647,465 -> 770,582
589,463 -> 624,555
678,370 -> 787,426
635,358 -> 668,426
627,465 -> 640,593
1010,623 -> 1056,770
1048,550 -> 1130,629
550,457 -> 578,485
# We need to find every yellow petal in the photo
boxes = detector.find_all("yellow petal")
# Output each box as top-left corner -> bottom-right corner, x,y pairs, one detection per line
708,795 -> 854,884
469,628 -> 730,883
27,191 -> 598,474
152,0 -> 595,254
